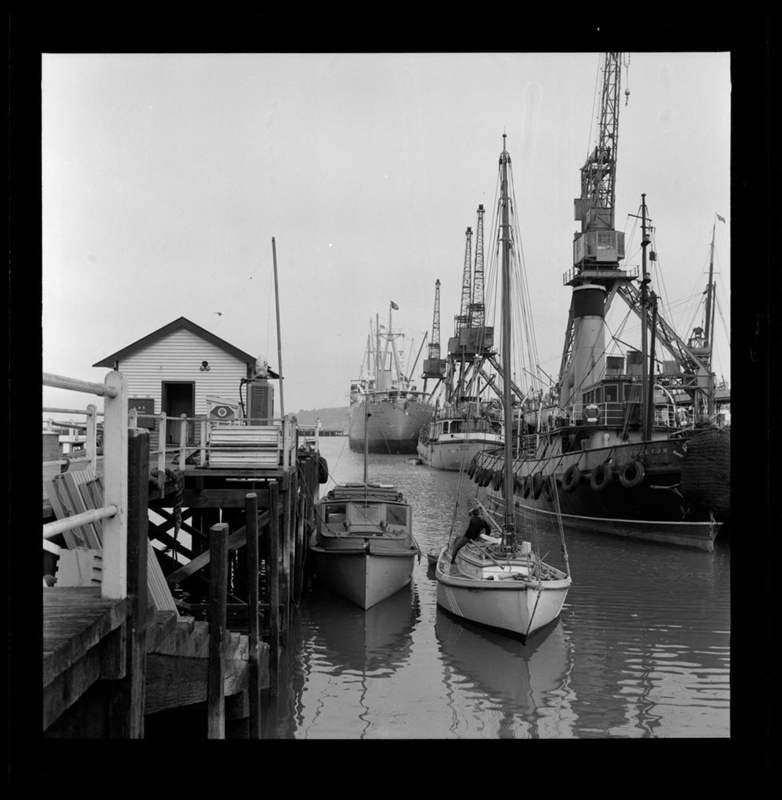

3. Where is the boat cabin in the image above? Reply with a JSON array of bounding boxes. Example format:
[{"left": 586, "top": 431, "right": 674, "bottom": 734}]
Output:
[
  {"left": 320, "top": 484, "right": 411, "bottom": 535},
  {"left": 321, "top": 500, "right": 410, "bottom": 534},
  {"left": 426, "top": 416, "right": 498, "bottom": 441}
]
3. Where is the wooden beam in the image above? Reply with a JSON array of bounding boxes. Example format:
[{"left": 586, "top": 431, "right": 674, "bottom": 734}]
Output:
[
  {"left": 268, "top": 481, "right": 280, "bottom": 697},
  {"left": 182, "top": 488, "right": 271, "bottom": 508},
  {"left": 207, "top": 522, "right": 228, "bottom": 739},
  {"left": 164, "top": 511, "right": 270, "bottom": 585},
  {"left": 245, "top": 492, "right": 262, "bottom": 739},
  {"left": 108, "top": 428, "right": 149, "bottom": 738}
]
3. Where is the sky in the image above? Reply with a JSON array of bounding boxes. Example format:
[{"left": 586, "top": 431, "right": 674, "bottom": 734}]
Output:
[{"left": 41, "top": 51, "right": 731, "bottom": 417}]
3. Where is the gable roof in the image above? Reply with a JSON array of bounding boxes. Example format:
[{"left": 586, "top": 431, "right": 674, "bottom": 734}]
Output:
[{"left": 92, "top": 316, "right": 258, "bottom": 368}]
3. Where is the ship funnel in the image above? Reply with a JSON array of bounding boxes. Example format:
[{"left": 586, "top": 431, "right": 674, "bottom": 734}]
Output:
[{"left": 561, "top": 285, "right": 607, "bottom": 411}]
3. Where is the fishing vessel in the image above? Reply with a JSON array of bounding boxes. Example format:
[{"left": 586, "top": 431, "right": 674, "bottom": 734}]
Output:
[
  {"left": 348, "top": 302, "right": 434, "bottom": 454},
  {"left": 416, "top": 213, "right": 504, "bottom": 471},
  {"left": 309, "top": 482, "right": 420, "bottom": 609},
  {"left": 468, "top": 53, "right": 730, "bottom": 553},
  {"left": 310, "top": 398, "right": 421, "bottom": 609},
  {"left": 436, "top": 135, "right": 572, "bottom": 642}
]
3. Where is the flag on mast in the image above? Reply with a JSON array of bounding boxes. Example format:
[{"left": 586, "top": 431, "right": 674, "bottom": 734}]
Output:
[
  {"left": 716, "top": 214, "right": 726, "bottom": 223},
  {"left": 390, "top": 301, "right": 399, "bottom": 310}
]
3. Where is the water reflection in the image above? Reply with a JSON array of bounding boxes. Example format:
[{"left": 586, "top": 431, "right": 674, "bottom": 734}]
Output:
[
  {"left": 435, "top": 609, "right": 575, "bottom": 738},
  {"left": 268, "top": 438, "right": 730, "bottom": 739},
  {"left": 304, "top": 580, "right": 420, "bottom": 675}
]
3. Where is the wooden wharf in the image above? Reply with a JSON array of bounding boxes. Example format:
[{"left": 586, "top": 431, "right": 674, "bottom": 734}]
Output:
[{"left": 42, "top": 370, "right": 322, "bottom": 739}]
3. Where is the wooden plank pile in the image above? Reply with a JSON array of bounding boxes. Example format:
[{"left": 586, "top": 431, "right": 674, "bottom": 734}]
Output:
[
  {"left": 44, "top": 469, "right": 178, "bottom": 613},
  {"left": 208, "top": 425, "right": 281, "bottom": 468}
]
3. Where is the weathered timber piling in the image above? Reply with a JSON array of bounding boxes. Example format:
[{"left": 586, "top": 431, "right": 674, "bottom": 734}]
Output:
[
  {"left": 207, "top": 522, "right": 228, "bottom": 739},
  {"left": 246, "top": 492, "right": 262, "bottom": 738}
]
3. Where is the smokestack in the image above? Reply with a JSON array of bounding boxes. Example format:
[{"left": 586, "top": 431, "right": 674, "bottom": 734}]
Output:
[{"left": 562, "top": 285, "right": 607, "bottom": 412}]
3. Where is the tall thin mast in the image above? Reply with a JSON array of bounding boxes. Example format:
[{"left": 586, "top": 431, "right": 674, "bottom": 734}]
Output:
[
  {"left": 363, "top": 391, "right": 369, "bottom": 486},
  {"left": 704, "top": 219, "right": 717, "bottom": 415},
  {"left": 499, "top": 135, "right": 515, "bottom": 549},
  {"left": 375, "top": 313, "right": 381, "bottom": 391},
  {"left": 639, "top": 197, "right": 651, "bottom": 440},
  {"left": 272, "top": 237, "right": 285, "bottom": 418}
]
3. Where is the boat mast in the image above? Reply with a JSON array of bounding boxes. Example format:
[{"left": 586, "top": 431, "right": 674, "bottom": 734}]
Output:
[
  {"left": 704, "top": 219, "right": 717, "bottom": 416},
  {"left": 639, "top": 196, "right": 651, "bottom": 439},
  {"left": 272, "top": 237, "right": 285, "bottom": 418},
  {"left": 375, "top": 313, "right": 382, "bottom": 392},
  {"left": 363, "top": 390, "right": 369, "bottom": 486},
  {"left": 499, "top": 135, "right": 515, "bottom": 551}
]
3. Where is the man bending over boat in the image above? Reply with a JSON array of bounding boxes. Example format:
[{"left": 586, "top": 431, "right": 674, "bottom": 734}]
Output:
[{"left": 451, "top": 508, "right": 493, "bottom": 563}]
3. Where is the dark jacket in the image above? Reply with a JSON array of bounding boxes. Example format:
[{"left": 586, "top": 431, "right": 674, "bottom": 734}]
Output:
[{"left": 465, "top": 514, "right": 491, "bottom": 541}]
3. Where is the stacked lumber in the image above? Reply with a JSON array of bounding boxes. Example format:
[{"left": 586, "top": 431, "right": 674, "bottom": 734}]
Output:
[
  {"left": 44, "top": 471, "right": 178, "bottom": 613},
  {"left": 208, "top": 426, "right": 281, "bottom": 468}
]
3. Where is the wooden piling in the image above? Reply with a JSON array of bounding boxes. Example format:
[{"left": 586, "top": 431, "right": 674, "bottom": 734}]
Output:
[
  {"left": 207, "top": 522, "right": 229, "bottom": 739},
  {"left": 280, "top": 477, "right": 291, "bottom": 638},
  {"left": 108, "top": 427, "right": 149, "bottom": 738},
  {"left": 268, "top": 481, "right": 280, "bottom": 696},
  {"left": 245, "top": 492, "right": 262, "bottom": 739}
]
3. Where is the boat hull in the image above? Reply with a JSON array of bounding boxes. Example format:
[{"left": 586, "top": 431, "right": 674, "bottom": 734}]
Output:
[
  {"left": 349, "top": 398, "right": 434, "bottom": 454},
  {"left": 311, "top": 546, "right": 417, "bottom": 610},
  {"left": 417, "top": 433, "right": 503, "bottom": 471},
  {"left": 435, "top": 547, "right": 570, "bottom": 640},
  {"left": 470, "top": 427, "right": 729, "bottom": 552}
]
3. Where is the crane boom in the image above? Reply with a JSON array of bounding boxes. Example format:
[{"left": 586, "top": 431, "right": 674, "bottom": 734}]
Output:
[
  {"left": 576, "top": 53, "right": 622, "bottom": 232},
  {"left": 422, "top": 279, "right": 446, "bottom": 380},
  {"left": 457, "top": 227, "right": 473, "bottom": 331},
  {"left": 470, "top": 204, "right": 486, "bottom": 328}
]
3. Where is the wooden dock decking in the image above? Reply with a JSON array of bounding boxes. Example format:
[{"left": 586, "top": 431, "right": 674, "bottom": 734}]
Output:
[
  {"left": 43, "top": 588, "right": 131, "bottom": 732},
  {"left": 42, "top": 371, "right": 320, "bottom": 738}
]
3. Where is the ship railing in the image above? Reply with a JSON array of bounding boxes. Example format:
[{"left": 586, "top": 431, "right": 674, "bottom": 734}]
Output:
[
  {"left": 42, "top": 371, "right": 129, "bottom": 599},
  {"left": 559, "top": 400, "right": 683, "bottom": 429}
]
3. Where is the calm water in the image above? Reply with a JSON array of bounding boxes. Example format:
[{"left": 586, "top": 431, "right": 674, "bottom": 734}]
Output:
[{"left": 266, "top": 435, "right": 730, "bottom": 739}]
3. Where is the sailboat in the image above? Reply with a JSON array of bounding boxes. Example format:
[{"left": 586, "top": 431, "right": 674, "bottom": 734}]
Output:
[
  {"left": 436, "top": 135, "right": 572, "bottom": 641},
  {"left": 416, "top": 214, "right": 505, "bottom": 472},
  {"left": 348, "top": 303, "right": 435, "bottom": 454},
  {"left": 468, "top": 53, "right": 730, "bottom": 552},
  {"left": 310, "top": 391, "right": 421, "bottom": 610}
]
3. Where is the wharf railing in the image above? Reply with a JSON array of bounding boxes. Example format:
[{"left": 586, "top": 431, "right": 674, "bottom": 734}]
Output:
[
  {"left": 43, "top": 405, "right": 103, "bottom": 471},
  {"left": 44, "top": 405, "right": 301, "bottom": 480},
  {"left": 42, "top": 371, "right": 128, "bottom": 600},
  {"left": 134, "top": 412, "right": 299, "bottom": 476}
]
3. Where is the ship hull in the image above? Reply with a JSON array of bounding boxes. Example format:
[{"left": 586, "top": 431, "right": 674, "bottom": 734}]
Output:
[
  {"left": 469, "top": 427, "right": 729, "bottom": 552},
  {"left": 310, "top": 548, "right": 417, "bottom": 610},
  {"left": 417, "top": 433, "right": 503, "bottom": 471},
  {"left": 435, "top": 546, "right": 570, "bottom": 640},
  {"left": 349, "top": 398, "right": 434, "bottom": 454}
]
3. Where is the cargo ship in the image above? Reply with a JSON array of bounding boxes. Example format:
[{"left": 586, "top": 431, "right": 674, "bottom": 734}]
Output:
[{"left": 348, "top": 303, "right": 434, "bottom": 455}]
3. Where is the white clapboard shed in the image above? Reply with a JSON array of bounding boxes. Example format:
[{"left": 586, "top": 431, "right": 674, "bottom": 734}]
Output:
[{"left": 92, "top": 317, "right": 279, "bottom": 454}]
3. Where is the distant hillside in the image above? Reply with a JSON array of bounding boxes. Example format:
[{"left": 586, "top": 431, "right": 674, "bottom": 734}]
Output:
[{"left": 294, "top": 407, "right": 350, "bottom": 430}]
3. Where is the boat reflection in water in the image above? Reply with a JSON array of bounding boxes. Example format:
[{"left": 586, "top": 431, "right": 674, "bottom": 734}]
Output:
[
  {"left": 304, "top": 580, "right": 420, "bottom": 676},
  {"left": 268, "top": 582, "right": 421, "bottom": 738},
  {"left": 435, "top": 606, "right": 575, "bottom": 739}
]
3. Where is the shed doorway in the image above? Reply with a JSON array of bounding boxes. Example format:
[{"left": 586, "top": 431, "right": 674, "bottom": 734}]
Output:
[{"left": 162, "top": 382, "right": 195, "bottom": 445}]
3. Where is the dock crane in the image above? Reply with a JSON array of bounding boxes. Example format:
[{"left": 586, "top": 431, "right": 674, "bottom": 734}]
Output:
[
  {"left": 558, "top": 52, "right": 717, "bottom": 421},
  {"left": 470, "top": 204, "right": 486, "bottom": 328},
  {"left": 421, "top": 279, "right": 447, "bottom": 396}
]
